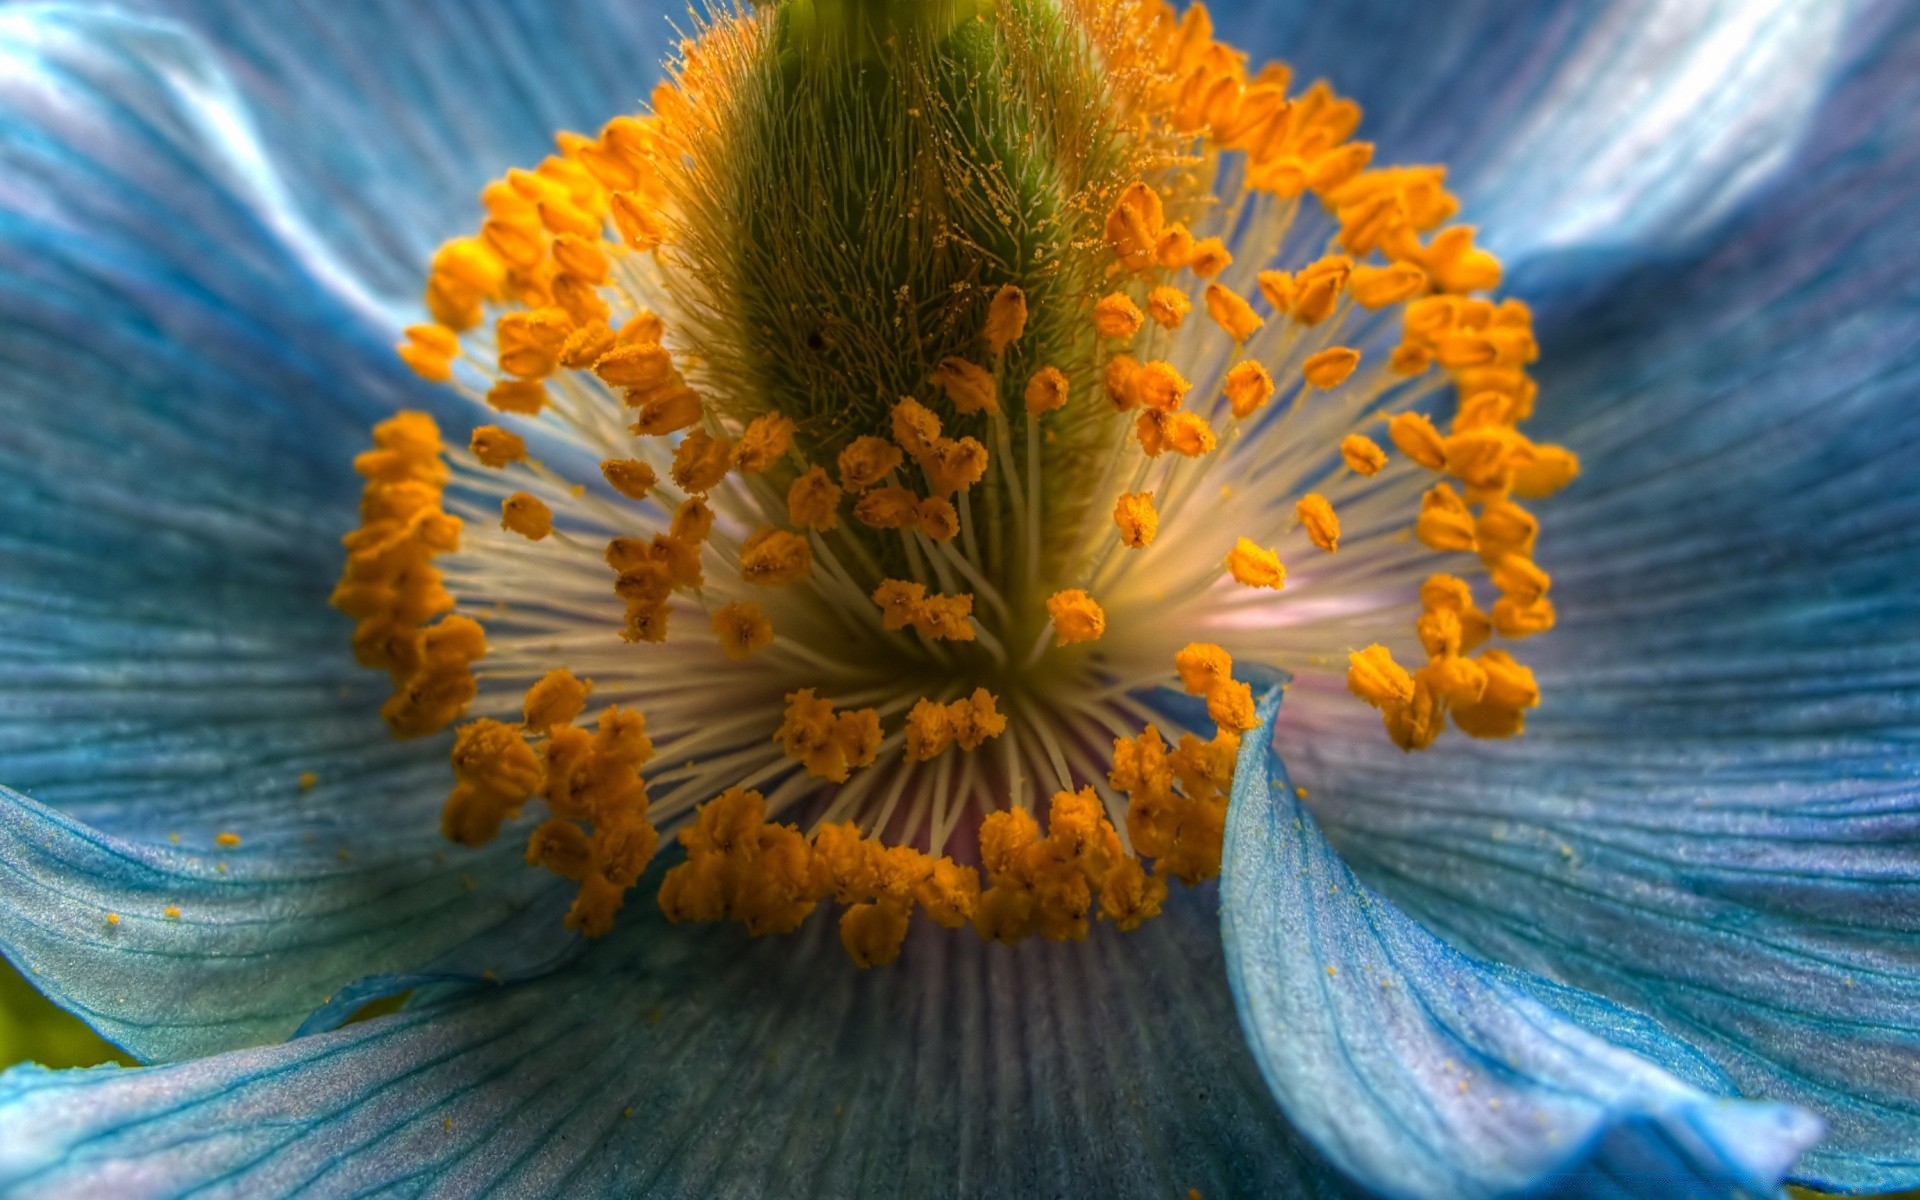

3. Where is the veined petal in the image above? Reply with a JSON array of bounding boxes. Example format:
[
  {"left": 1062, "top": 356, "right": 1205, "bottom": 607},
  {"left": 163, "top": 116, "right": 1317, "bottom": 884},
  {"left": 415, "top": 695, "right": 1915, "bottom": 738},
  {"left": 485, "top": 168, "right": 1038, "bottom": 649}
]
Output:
[
  {"left": 1209, "top": 0, "right": 1849, "bottom": 264},
  {"left": 1293, "top": 8, "right": 1920, "bottom": 1191},
  {"left": 86, "top": 0, "right": 675, "bottom": 294},
  {"left": 1224, "top": 691, "right": 1820, "bottom": 1199},
  {"left": 0, "top": 10, "right": 585, "bottom": 1061},
  {"left": 0, "top": 874, "right": 1357, "bottom": 1200},
  {"left": 0, "top": 787, "right": 578, "bottom": 1066}
]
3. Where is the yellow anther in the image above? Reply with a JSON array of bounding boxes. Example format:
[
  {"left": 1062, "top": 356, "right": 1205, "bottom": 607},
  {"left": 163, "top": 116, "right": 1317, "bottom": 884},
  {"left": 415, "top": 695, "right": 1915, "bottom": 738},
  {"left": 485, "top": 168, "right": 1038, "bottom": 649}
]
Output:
[
  {"left": 905, "top": 698, "right": 954, "bottom": 761},
  {"left": 1145, "top": 285, "right": 1192, "bottom": 329},
  {"left": 630, "top": 387, "right": 704, "bottom": 437},
  {"left": 1113, "top": 490, "right": 1159, "bottom": 548},
  {"left": 496, "top": 309, "right": 573, "bottom": 379},
  {"left": 620, "top": 601, "right": 670, "bottom": 644},
  {"left": 1389, "top": 343, "right": 1434, "bottom": 376},
  {"left": 870, "top": 579, "right": 927, "bottom": 631},
  {"left": 1348, "top": 645, "right": 1415, "bottom": 708},
  {"left": 1134, "top": 361, "right": 1191, "bottom": 412},
  {"left": 890, "top": 397, "right": 943, "bottom": 456},
  {"left": 1100, "top": 857, "right": 1168, "bottom": 931},
  {"left": 215, "top": 832, "right": 242, "bottom": 849},
  {"left": 1476, "top": 499, "right": 1538, "bottom": 561},
  {"left": 917, "top": 496, "right": 960, "bottom": 542},
  {"left": 1417, "top": 606, "right": 1465, "bottom": 658},
  {"left": 1187, "top": 236, "right": 1232, "bottom": 277},
  {"left": 600, "top": 458, "right": 657, "bottom": 500},
  {"left": 1415, "top": 483, "right": 1477, "bottom": 553},
  {"left": 524, "top": 668, "right": 590, "bottom": 733},
  {"left": 1422, "top": 225, "right": 1503, "bottom": 294},
  {"left": 916, "top": 858, "right": 982, "bottom": 930},
  {"left": 594, "top": 342, "right": 674, "bottom": 390},
  {"left": 670, "top": 429, "right": 733, "bottom": 495},
  {"left": 424, "top": 238, "right": 504, "bottom": 330},
  {"left": 1427, "top": 653, "right": 1488, "bottom": 705},
  {"left": 1175, "top": 643, "right": 1234, "bottom": 696},
  {"left": 1024, "top": 366, "right": 1070, "bottom": 415},
  {"left": 1290, "top": 255, "right": 1352, "bottom": 326},
  {"left": 1382, "top": 671, "right": 1444, "bottom": 752},
  {"left": 712, "top": 601, "right": 774, "bottom": 660},
  {"left": 854, "top": 486, "right": 921, "bottom": 530},
  {"left": 1155, "top": 222, "right": 1196, "bottom": 270},
  {"left": 298, "top": 772, "right": 318, "bottom": 789},
  {"left": 487, "top": 379, "right": 549, "bottom": 416},
  {"left": 451, "top": 717, "right": 542, "bottom": 802},
  {"left": 617, "top": 311, "right": 665, "bottom": 347},
  {"left": 1511, "top": 443, "right": 1580, "bottom": 499},
  {"left": 1341, "top": 433, "right": 1388, "bottom": 477},
  {"left": 397, "top": 324, "right": 459, "bottom": 383},
  {"left": 1303, "top": 346, "right": 1361, "bottom": 390},
  {"left": 609, "top": 190, "right": 666, "bottom": 251},
  {"left": 1492, "top": 595, "right": 1556, "bottom": 639},
  {"left": 164, "top": 906, "right": 182, "bottom": 920},
  {"left": 1137, "top": 409, "right": 1217, "bottom": 458},
  {"left": 558, "top": 321, "right": 618, "bottom": 370},
  {"left": 1204, "top": 283, "right": 1263, "bottom": 342},
  {"left": 1227, "top": 537, "right": 1285, "bottom": 590},
  {"left": 919, "top": 436, "right": 989, "bottom": 496},
  {"left": 1491, "top": 555, "right": 1550, "bottom": 605},
  {"left": 949, "top": 687, "right": 1009, "bottom": 751},
  {"left": 1093, "top": 292, "right": 1146, "bottom": 341},
  {"left": 1256, "top": 269, "right": 1294, "bottom": 313},
  {"left": 725, "top": 524, "right": 808, "bottom": 586},
  {"left": 1349, "top": 262, "right": 1427, "bottom": 308},
  {"left": 526, "top": 818, "right": 593, "bottom": 881},
  {"left": 931, "top": 357, "right": 999, "bottom": 415},
  {"left": 670, "top": 497, "right": 714, "bottom": 544},
  {"left": 1207, "top": 680, "right": 1257, "bottom": 734},
  {"left": 735, "top": 414, "right": 795, "bottom": 474},
  {"left": 913, "top": 592, "right": 976, "bottom": 641},
  {"left": 787, "top": 466, "right": 842, "bottom": 531},
  {"left": 469, "top": 425, "right": 527, "bottom": 469},
  {"left": 1296, "top": 493, "right": 1340, "bottom": 552},
  {"left": 550, "top": 233, "right": 610, "bottom": 283},
  {"left": 1103, "top": 354, "right": 1142, "bottom": 411},
  {"left": 983, "top": 284, "right": 1029, "bottom": 355},
  {"left": 837, "top": 436, "right": 903, "bottom": 491},
  {"left": 1104, "top": 181, "right": 1165, "bottom": 271},
  {"left": 1046, "top": 589, "right": 1107, "bottom": 645},
  {"left": 776, "top": 689, "right": 881, "bottom": 783},
  {"left": 501, "top": 493, "right": 553, "bottom": 540},
  {"left": 1388, "top": 411, "right": 1447, "bottom": 471},
  {"left": 1444, "top": 425, "right": 1521, "bottom": 491},
  {"left": 105, "top": 913, "right": 120, "bottom": 927},
  {"left": 1224, "top": 360, "right": 1274, "bottom": 419},
  {"left": 840, "top": 901, "right": 912, "bottom": 969}
]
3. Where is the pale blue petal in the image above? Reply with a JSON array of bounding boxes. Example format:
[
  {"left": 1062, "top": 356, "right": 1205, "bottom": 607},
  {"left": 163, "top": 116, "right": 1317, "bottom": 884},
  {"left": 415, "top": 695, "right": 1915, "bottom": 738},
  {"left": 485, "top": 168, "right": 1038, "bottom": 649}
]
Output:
[
  {"left": 73, "top": 0, "right": 676, "bottom": 295},
  {"left": 1224, "top": 691, "right": 1821, "bottom": 1199},
  {"left": 1208, "top": 0, "right": 1852, "bottom": 264},
  {"left": 0, "top": 8, "right": 582, "bottom": 1061},
  {"left": 1295, "top": 6, "right": 1920, "bottom": 1190},
  {"left": 0, "top": 875, "right": 1359, "bottom": 1200}
]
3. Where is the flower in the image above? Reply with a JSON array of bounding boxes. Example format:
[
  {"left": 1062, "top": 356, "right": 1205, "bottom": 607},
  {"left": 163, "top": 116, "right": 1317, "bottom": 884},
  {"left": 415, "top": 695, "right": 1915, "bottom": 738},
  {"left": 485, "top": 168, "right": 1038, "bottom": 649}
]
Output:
[{"left": 0, "top": 0, "right": 1915, "bottom": 1197}]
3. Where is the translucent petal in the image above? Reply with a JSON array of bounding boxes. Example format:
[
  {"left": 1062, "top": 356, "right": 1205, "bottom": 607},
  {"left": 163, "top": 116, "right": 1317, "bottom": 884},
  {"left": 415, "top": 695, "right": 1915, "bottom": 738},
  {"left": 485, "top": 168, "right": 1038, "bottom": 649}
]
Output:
[
  {"left": 0, "top": 879, "right": 1358, "bottom": 1200},
  {"left": 1225, "top": 691, "right": 1821, "bottom": 1199}
]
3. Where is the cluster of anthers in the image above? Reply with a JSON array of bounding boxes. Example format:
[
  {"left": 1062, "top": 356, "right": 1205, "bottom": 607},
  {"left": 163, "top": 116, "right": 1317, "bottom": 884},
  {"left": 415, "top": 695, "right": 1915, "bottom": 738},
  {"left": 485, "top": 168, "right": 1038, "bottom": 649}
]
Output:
[{"left": 336, "top": 0, "right": 1576, "bottom": 965}]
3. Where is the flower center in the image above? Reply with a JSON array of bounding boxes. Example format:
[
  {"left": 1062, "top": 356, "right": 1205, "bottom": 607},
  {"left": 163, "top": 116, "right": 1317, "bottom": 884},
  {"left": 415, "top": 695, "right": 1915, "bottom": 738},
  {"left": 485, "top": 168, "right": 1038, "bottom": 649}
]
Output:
[{"left": 339, "top": 0, "right": 1576, "bottom": 966}]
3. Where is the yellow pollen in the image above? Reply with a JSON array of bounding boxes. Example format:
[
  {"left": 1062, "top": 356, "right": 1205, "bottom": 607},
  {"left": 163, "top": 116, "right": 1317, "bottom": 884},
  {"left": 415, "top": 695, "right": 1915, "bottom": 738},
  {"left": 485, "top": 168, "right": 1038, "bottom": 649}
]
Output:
[
  {"left": 1340, "top": 433, "right": 1388, "bottom": 476},
  {"left": 1145, "top": 285, "right": 1192, "bottom": 329},
  {"left": 105, "top": 913, "right": 120, "bottom": 927},
  {"left": 469, "top": 425, "right": 527, "bottom": 469},
  {"left": 524, "top": 668, "right": 591, "bottom": 733},
  {"left": 890, "top": 396, "right": 942, "bottom": 455},
  {"left": 487, "top": 379, "right": 548, "bottom": 416},
  {"left": 787, "top": 466, "right": 843, "bottom": 531},
  {"left": 1226, "top": 538, "right": 1286, "bottom": 590},
  {"left": 501, "top": 493, "right": 553, "bottom": 540},
  {"left": 1092, "top": 291, "right": 1146, "bottom": 341},
  {"left": 397, "top": 324, "right": 459, "bottom": 383},
  {"left": 164, "top": 906, "right": 181, "bottom": 920},
  {"left": 1133, "top": 360, "right": 1191, "bottom": 412},
  {"left": 983, "top": 284, "right": 1029, "bottom": 355},
  {"left": 738, "top": 529, "right": 813, "bottom": 586},
  {"left": 1203, "top": 282, "right": 1263, "bottom": 342},
  {"left": 837, "top": 436, "right": 902, "bottom": 492},
  {"left": 1113, "top": 490, "right": 1159, "bottom": 548},
  {"left": 1224, "top": 360, "right": 1274, "bottom": 419},
  {"left": 712, "top": 602, "right": 775, "bottom": 659},
  {"left": 734, "top": 414, "right": 795, "bottom": 474},
  {"left": 1046, "top": 590, "right": 1107, "bottom": 645},
  {"left": 776, "top": 690, "right": 882, "bottom": 783},
  {"left": 1296, "top": 493, "right": 1340, "bottom": 552},
  {"left": 670, "top": 429, "right": 733, "bottom": 494},
  {"left": 298, "top": 772, "right": 318, "bottom": 790},
  {"left": 1303, "top": 346, "right": 1361, "bottom": 389},
  {"left": 1024, "top": 366, "right": 1070, "bottom": 415},
  {"left": 930, "top": 357, "right": 999, "bottom": 415},
  {"left": 214, "top": 832, "right": 242, "bottom": 849},
  {"left": 1389, "top": 411, "right": 1448, "bottom": 471},
  {"left": 1347, "top": 645, "right": 1415, "bottom": 708},
  {"left": 1186, "top": 236, "right": 1232, "bottom": 277}
]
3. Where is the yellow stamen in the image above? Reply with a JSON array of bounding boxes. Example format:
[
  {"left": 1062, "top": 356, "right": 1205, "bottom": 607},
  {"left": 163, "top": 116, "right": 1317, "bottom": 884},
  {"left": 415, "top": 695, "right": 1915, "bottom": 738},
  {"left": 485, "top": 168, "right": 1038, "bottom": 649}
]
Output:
[
  {"left": 1113, "top": 490, "right": 1159, "bottom": 548},
  {"left": 1296, "top": 493, "right": 1340, "bottom": 552},
  {"left": 713, "top": 602, "right": 775, "bottom": 660},
  {"left": 1224, "top": 360, "right": 1274, "bottom": 418},
  {"left": 1226, "top": 538, "right": 1285, "bottom": 590},
  {"left": 1046, "top": 589, "right": 1107, "bottom": 645},
  {"left": 1203, "top": 282, "right": 1263, "bottom": 342},
  {"left": 501, "top": 493, "right": 553, "bottom": 540},
  {"left": 983, "top": 284, "right": 1029, "bottom": 355},
  {"left": 1340, "top": 433, "right": 1388, "bottom": 475},
  {"left": 1303, "top": 346, "right": 1361, "bottom": 389},
  {"left": 1093, "top": 292, "right": 1146, "bottom": 341}
]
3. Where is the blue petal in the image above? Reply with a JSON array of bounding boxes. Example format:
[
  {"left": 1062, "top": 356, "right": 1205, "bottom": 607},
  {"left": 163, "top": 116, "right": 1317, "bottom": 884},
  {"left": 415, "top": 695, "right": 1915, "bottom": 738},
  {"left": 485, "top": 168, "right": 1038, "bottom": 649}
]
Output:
[
  {"left": 1207, "top": 0, "right": 1850, "bottom": 264},
  {"left": 1223, "top": 691, "right": 1821, "bottom": 1199},
  {"left": 78, "top": 0, "right": 676, "bottom": 293},
  {"left": 0, "top": 9, "right": 587, "bottom": 1061},
  {"left": 1294, "top": 7, "right": 1920, "bottom": 1190},
  {"left": 0, "top": 787, "right": 579, "bottom": 1067},
  {"left": 0, "top": 874, "right": 1360, "bottom": 1200}
]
